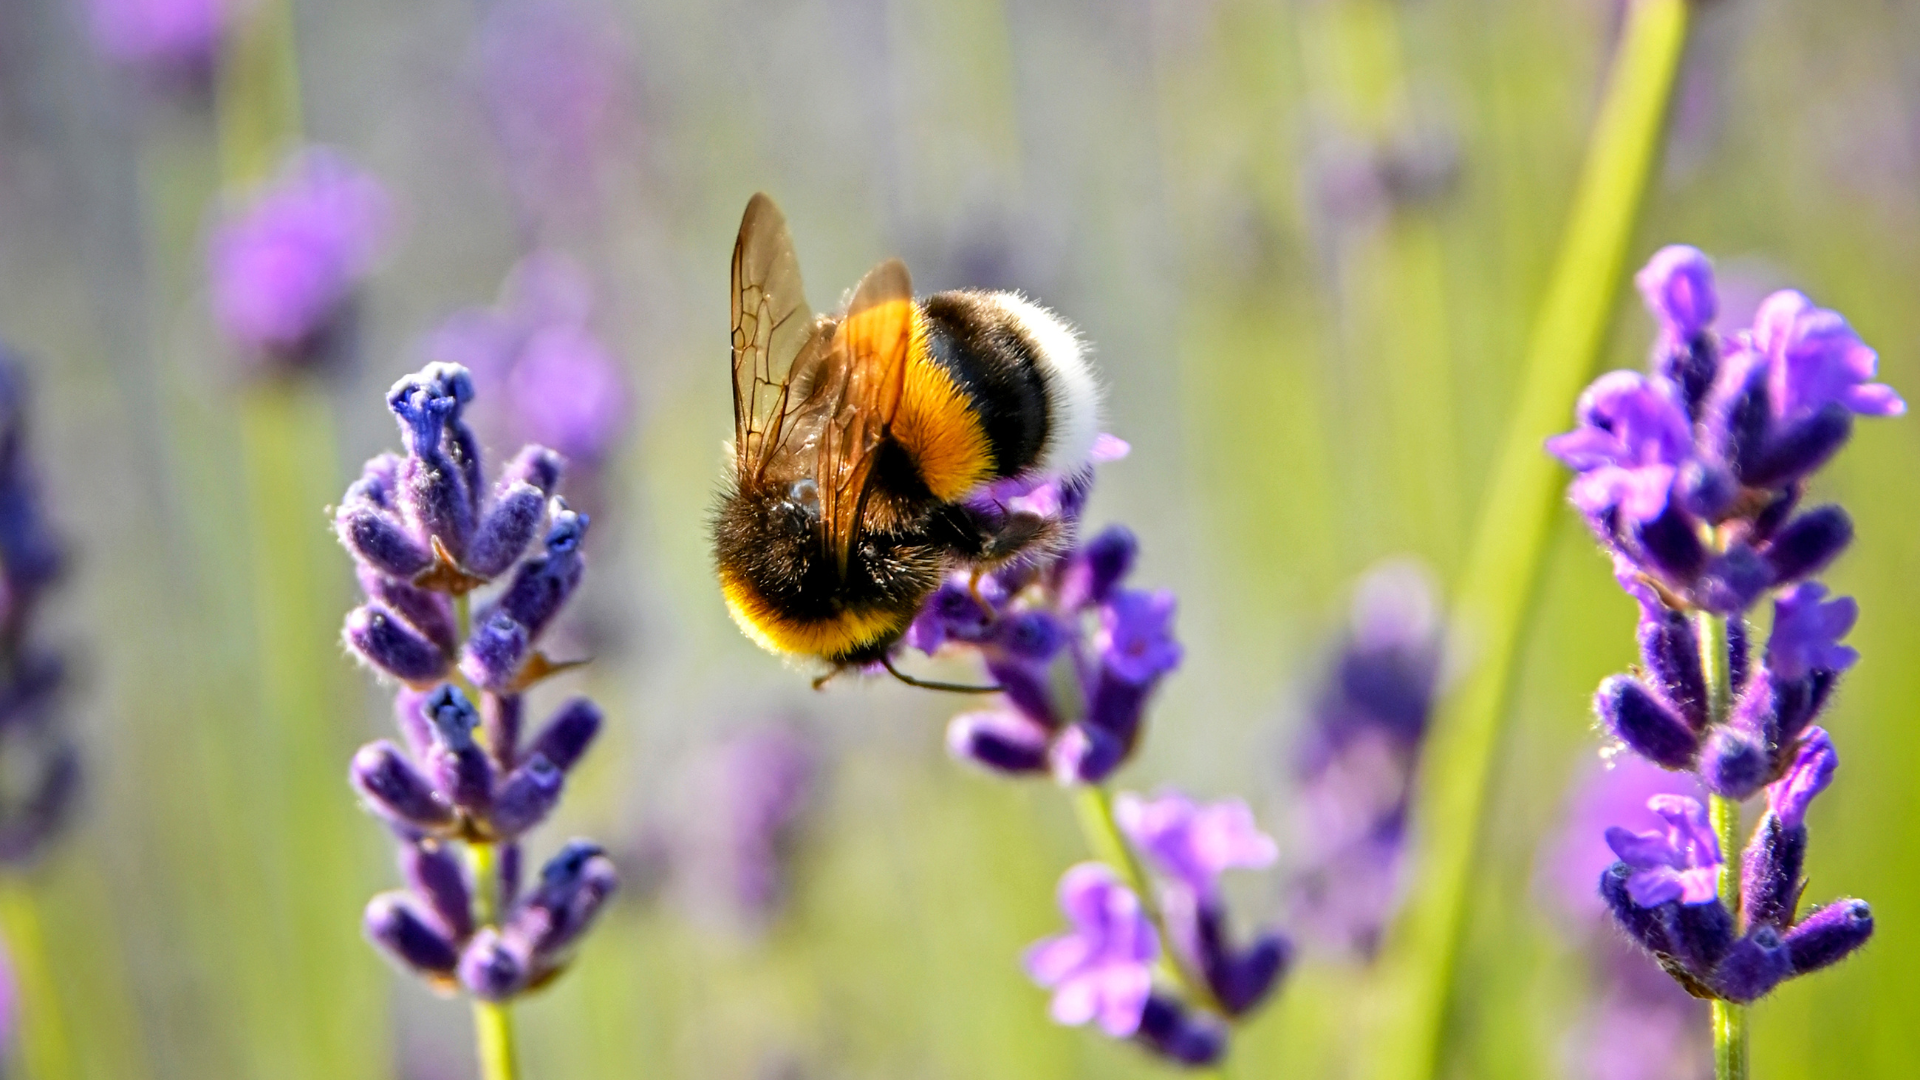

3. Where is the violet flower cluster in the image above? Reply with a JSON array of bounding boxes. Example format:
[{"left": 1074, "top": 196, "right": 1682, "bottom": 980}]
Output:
[
  {"left": 0, "top": 353, "right": 77, "bottom": 865},
  {"left": 208, "top": 149, "right": 392, "bottom": 375},
  {"left": 906, "top": 449, "right": 1289, "bottom": 1067},
  {"left": 429, "top": 253, "right": 632, "bottom": 491},
  {"left": 1548, "top": 246, "right": 1894, "bottom": 1004},
  {"left": 1287, "top": 559, "right": 1444, "bottom": 959},
  {"left": 85, "top": 0, "right": 228, "bottom": 80},
  {"left": 337, "top": 362, "right": 616, "bottom": 1001}
]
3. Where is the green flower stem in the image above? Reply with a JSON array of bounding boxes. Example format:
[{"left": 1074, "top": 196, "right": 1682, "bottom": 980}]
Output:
[
  {"left": 1697, "top": 610, "right": 1749, "bottom": 1080},
  {"left": 1070, "top": 785, "right": 1225, "bottom": 1021},
  {"left": 0, "top": 882, "right": 73, "bottom": 1080},
  {"left": 468, "top": 841, "right": 520, "bottom": 1080},
  {"left": 1370, "top": 3, "right": 1693, "bottom": 1078}
]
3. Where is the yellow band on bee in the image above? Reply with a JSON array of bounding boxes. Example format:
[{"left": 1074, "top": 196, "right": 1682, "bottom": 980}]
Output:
[
  {"left": 720, "top": 569, "right": 908, "bottom": 659},
  {"left": 895, "top": 315, "right": 994, "bottom": 501}
]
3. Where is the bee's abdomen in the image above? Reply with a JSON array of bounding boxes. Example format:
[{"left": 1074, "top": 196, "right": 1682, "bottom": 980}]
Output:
[{"left": 894, "top": 291, "right": 1100, "bottom": 502}]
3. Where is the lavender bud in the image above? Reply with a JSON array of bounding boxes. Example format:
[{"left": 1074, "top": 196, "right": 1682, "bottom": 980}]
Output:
[
  {"left": 1746, "top": 404, "right": 1852, "bottom": 489},
  {"left": 1632, "top": 503, "right": 1706, "bottom": 583},
  {"left": 1728, "top": 617, "right": 1752, "bottom": 696},
  {"left": 947, "top": 710, "right": 1051, "bottom": 775},
  {"left": 1741, "top": 813, "right": 1806, "bottom": 930},
  {"left": 388, "top": 367, "right": 480, "bottom": 560},
  {"left": 1601, "top": 864, "right": 1673, "bottom": 957},
  {"left": 335, "top": 504, "right": 431, "bottom": 580},
  {"left": 356, "top": 566, "right": 458, "bottom": 656},
  {"left": 1595, "top": 676, "right": 1700, "bottom": 769},
  {"left": 458, "top": 928, "right": 527, "bottom": 1001},
  {"left": 460, "top": 613, "right": 531, "bottom": 693},
  {"left": 465, "top": 482, "right": 548, "bottom": 580},
  {"left": 1701, "top": 725, "right": 1771, "bottom": 800},
  {"left": 482, "top": 693, "right": 524, "bottom": 771},
  {"left": 1711, "top": 927, "right": 1792, "bottom": 1003},
  {"left": 492, "top": 503, "right": 587, "bottom": 637},
  {"left": 1676, "top": 458, "right": 1736, "bottom": 522},
  {"left": 490, "top": 755, "right": 564, "bottom": 837},
  {"left": 1764, "top": 507, "right": 1853, "bottom": 586},
  {"left": 1662, "top": 897, "right": 1735, "bottom": 977},
  {"left": 365, "top": 893, "right": 460, "bottom": 976},
  {"left": 1718, "top": 365, "right": 1773, "bottom": 485},
  {"left": 344, "top": 604, "right": 451, "bottom": 685},
  {"left": 1050, "top": 722, "right": 1128, "bottom": 785},
  {"left": 995, "top": 611, "right": 1065, "bottom": 661},
  {"left": 1135, "top": 995, "right": 1227, "bottom": 1068},
  {"left": 1193, "top": 904, "right": 1290, "bottom": 1017},
  {"left": 985, "top": 657, "right": 1059, "bottom": 728},
  {"left": 496, "top": 445, "right": 564, "bottom": 497},
  {"left": 1695, "top": 545, "right": 1772, "bottom": 616},
  {"left": 424, "top": 685, "right": 493, "bottom": 813},
  {"left": 1750, "top": 487, "right": 1800, "bottom": 543},
  {"left": 525, "top": 698, "right": 601, "bottom": 774},
  {"left": 499, "top": 842, "right": 523, "bottom": 910},
  {"left": 504, "top": 842, "right": 619, "bottom": 964},
  {"left": 1637, "top": 608, "right": 1706, "bottom": 729},
  {"left": 401, "top": 840, "right": 474, "bottom": 941},
  {"left": 1783, "top": 899, "right": 1873, "bottom": 975},
  {"left": 350, "top": 742, "right": 454, "bottom": 830},
  {"left": 1058, "top": 525, "right": 1138, "bottom": 611}
]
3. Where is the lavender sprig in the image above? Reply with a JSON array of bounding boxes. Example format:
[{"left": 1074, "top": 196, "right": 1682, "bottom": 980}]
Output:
[
  {"left": 903, "top": 445, "right": 1290, "bottom": 1069},
  {"left": 339, "top": 362, "right": 617, "bottom": 1080},
  {"left": 1550, "top": 247, "right": 1897, "bottom": 1078}
]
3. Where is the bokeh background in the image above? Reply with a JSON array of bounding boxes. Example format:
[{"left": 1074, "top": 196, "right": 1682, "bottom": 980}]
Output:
[{"left": 0, "top": 0, "right": 1916, "bottom": 1076}]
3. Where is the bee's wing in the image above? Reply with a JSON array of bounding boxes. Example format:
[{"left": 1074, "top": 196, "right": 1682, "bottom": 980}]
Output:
[
  {"left": 814, "top": 258, "right": 914, "bottom": 579},
  {"left": 731, "top": 193, "right": 831, "bottom": 480}
]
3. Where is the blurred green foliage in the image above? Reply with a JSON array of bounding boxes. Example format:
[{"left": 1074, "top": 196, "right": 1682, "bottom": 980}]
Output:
[{"left": 0, "top": 0, "right": 1916, "bottom": 1077}]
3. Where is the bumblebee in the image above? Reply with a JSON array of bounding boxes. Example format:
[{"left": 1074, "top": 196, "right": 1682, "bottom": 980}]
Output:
[{"left": 712, "top": 193, "right": 1101, "bottom": 676}]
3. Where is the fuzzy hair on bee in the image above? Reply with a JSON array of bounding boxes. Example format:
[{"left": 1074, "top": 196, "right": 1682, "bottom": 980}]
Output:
[{"left": 711, "top": 193, "right": 1101, "bottom": 671}]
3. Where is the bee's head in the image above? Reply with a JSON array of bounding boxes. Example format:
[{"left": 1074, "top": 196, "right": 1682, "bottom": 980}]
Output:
[{"left": 713, "top": 475, "right": 920, "bottom": 661}]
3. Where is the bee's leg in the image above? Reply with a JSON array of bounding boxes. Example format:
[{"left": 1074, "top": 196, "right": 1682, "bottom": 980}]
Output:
[{"left": 973, "top": 510, "right": 1061, "bottom": 567}]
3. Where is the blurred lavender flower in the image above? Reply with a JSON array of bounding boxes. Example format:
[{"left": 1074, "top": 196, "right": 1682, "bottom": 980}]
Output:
[
  {"left": 1543, "top": 759, "right": 1709, "bottom": 1080},
  {"left": 1025, "top": 863, "right": 1158, "bottom": 1037},
  {"left": 1549, "top": 246, "right": 1889, "bottom": 1009},
  {"left": 339, "top": 362, "right": 617, "bottom": 1010},
  {"left": 85, "top": 0, "right": 227, "bottom": 79},
  {"left": 474, "top": 0, "right": 633, "bottom": 229},
  {"left": 0, "top": 352, "right": 77, "bottom": 866},
  {"left": 208, "top": 148, "right": 393, "bottom": 374},
  {"left": 1287, "top": 559, "right": 1443, "bottom": 958},
  {"left": 667, "top": 726, "right": 817, "bottom": 929},
  {"left": 430, "top": 253, "right": 632, "bottom": 485}
]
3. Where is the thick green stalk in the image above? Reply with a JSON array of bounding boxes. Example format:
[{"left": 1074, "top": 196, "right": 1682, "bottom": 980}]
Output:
[
  {"left": 0, "top": 883, "right": 73, "bottom": 1080},
  {"left": 1369, "top": 3, "right": 1692, "bottom": 1078},
  {"left": 1697, "top": 611, "right": 1748, "bottom": 1080}
]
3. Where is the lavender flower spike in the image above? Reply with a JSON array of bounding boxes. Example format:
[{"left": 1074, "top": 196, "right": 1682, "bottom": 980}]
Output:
[
  {"left": 1024, "top": 863, "right": 1157, "bottom": 1037},
  {"left": 1114, "top": 792, "right": 1276, "bottom": 903}
]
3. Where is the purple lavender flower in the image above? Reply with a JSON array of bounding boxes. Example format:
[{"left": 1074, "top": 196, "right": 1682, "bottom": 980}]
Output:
[
  {"left": 340, "top": 363, "right": 617, "bottom": 1014},
  {"left": 910, "top": 442, "right": 1181, "bottom": 785},
  {"left": 1604, "top": 795, "right": 1721, "bottom": 907},
  {"left": 85, "top": 0, "right": 227, "bottom": 76},
  {"left": 1288, "top": 559, "right": 1443, "bottom": 957},
  {"left": 1116, "top": 792, "right": 1290, "bottom": 1018},
  {"left": 1554, "top": 246, "right": 1890, "bottom": 1009},
  {"left": 1024, "top": 863, "right": 1157, "bottom": 1037},
  {"left": 665, "top": 727, "right": 818, "bottom": 929},
  {"left": 0, "top": 354, "right": 77, "bottom": 867},
  {"left": 208, "top": 149, "right": 392, "bottom": 373},
  {"left": 473, "top": 0, "right": 633, "bottom": 226},
  {"left": 430, "top": 253, "right": 632, "bottom": 477}
]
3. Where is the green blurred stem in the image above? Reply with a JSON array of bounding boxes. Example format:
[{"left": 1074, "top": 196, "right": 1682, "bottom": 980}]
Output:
[
  {"left": 0, "top": 882, "right": 74, "bottom": 1080},
  {"left": 1375, "top": 2, "right": 1692, "bottom": 1078},
  {"left": 468, "top": 841, "right": 520, "bottom": 1080},
  {"left": 1697, "top": 610, "right": 1748, "bottom": 1080},
  {"left": 214, "top": 0, "right": 303, "bottom": 185}
]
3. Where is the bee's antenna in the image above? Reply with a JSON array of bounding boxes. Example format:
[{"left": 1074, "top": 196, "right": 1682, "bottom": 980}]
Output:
[{"left": 877, "top": 653, "right": 1003, "bottom": 695}]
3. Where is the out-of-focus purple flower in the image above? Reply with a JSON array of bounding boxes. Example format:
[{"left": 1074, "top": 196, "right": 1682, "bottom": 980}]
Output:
[
  {"left": 1115, "top": 792, "right": 1276, "bottom": 903},
  {"left": 1094, "top": 591, "right": 1182, "bottom": 685},
  {"left": 1289, "top": 559, "right": 1442, "bottom": 957},
  {"left": 1636, "top": 245, "right": 1718, "bottom": 340},
  {"left": 668, "top": 727, "right": 817, "bottom": 927},
  {"left": 1764, "top": 584, "right": 1858, "bottom": 681},
  {"left": 474, "top": 0, "right": 633, "bottom": 224},
  {"left": 1024, "top": 863, "right": 1157, "bottom": 1037},
  {"left": 431, "top": 253, "right": 632, "bottom": 472},
  {"left": 1748, "top": 290, "right": 1906, "bottom": 422},
  {"left": 86, "top": 0, "right": 227, "bottom": 75},
  {"left": 1605, "top": 795, "right": 1721, "bottom": 908},
  {"left": 208, "top": 149, "right": 392, "bottom": 372}
]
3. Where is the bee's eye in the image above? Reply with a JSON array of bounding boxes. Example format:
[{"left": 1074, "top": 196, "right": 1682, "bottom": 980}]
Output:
[{"left": 789, "top": 479, "right": 820, "bottom": 508}]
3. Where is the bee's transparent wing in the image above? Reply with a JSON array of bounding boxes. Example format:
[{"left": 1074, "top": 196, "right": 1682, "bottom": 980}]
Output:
[
  {"left": 731, "top": 193, "right": 830, "bottom": 480},
  {"left": 813, "top": 259, "right": 914, "bottom": 578}
]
